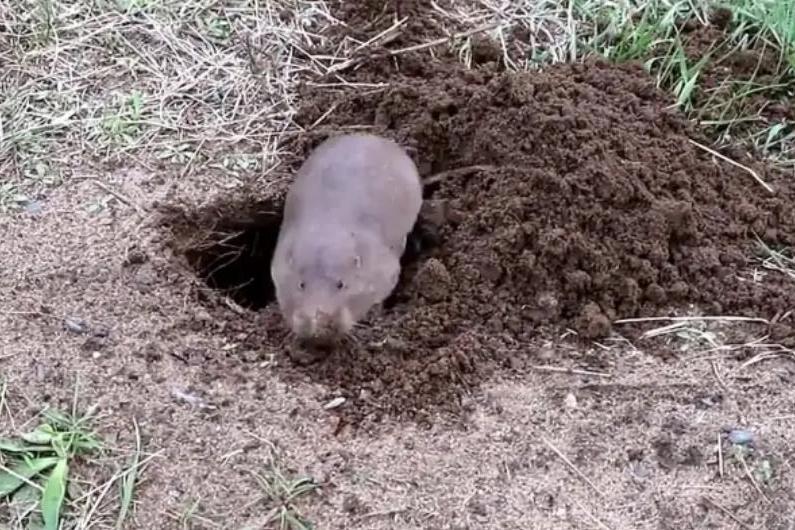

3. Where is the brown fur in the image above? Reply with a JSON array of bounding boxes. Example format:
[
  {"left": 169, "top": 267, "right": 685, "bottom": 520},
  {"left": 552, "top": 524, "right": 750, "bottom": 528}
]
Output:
[{"left": 270, "top": 133, "right": 423, "bottom": 343}]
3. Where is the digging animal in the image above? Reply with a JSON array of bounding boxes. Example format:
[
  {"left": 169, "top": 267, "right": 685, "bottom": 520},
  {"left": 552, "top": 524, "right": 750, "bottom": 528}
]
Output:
[{"left": 270, "top": 133, "right": 423, "bottom": 344}]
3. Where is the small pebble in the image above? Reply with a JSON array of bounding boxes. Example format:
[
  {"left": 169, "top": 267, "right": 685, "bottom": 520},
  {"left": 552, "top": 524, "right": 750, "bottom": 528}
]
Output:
[
  {"left": 171, "top": 387, "right": 215, "bottom": 410},
  {"left": 64, "top": 318, "right": 89, "bottom": 334},
  {"left": 324, "top": 397, "right": 346, "bottom": 410},
  {"left": 23, "top": 200, "right": 43, "bottom": 215},
  {"left": 727, "top": 429, "right": 754, "bottom": 445}
]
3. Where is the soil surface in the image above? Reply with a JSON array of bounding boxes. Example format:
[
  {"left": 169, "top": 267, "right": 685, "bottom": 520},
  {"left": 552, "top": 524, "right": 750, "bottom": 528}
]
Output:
[
  {"left": 4, "top": 2, "right": 795, "bottom": 528},
  {"left": 163, "top": 1, "right": 795, "bottom": 428}
]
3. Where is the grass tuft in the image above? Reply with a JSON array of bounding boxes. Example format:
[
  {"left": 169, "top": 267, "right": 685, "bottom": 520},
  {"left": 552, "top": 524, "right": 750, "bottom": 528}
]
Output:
[
  {"left": 754, "top": 236, "right": 795, "bottom": 281},
  {"left": 253, "top": 456, "right": 319, "bottom": 530},
  {"left": 0, "top": 405, "right": 102, "bottom": 529}
]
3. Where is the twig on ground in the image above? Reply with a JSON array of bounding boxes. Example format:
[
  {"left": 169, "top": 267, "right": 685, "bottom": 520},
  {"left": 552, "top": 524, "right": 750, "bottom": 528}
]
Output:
[
  {"left": 688, "top": 139, "right": 774, "bottom": 194},
  {"left": 701, "top": 497, "right": 753, "bottom": 529},
  {"left": 352, "top": 16, "right": 408, "bottom": 54},
  {"left": 531, "top": 365, "right": 611, "bottom": 378},
  {"left": 423, "top": 165, "right": 497, "bottom": 186},
  {"left": 307, "top": 103, "right": 340, "bottom": 130},
  {"left": 0, "top": 463, "right": 45, "bottom": 492},
  {"left": 710, "top": 360, "right": 728, "bottom": 391},
  {"left": 739, "top": 456, "right": 772, "bottom": 505},
  {"left": 353, "top": 507, "right": 410, "bottom": 523},
  {"left": 179, "top": 139, "right": 207, "bottom": 179},
  {"left": 541, "top": 436, "right": 603, "bottom": 497},
  {"left": 615, "top": 316, "right": 769, "bottom": 324},
  {"left": 733, "top": 347, "right": 795, "bottom": 374},
  {"left": 326, "top": 17, "right": 408, "bottom": 73},
  {"left": 388, "top": 23, "right": 500, "bottom": 56},
  {"left": 90, "top": 179, "right": 148, "bottom": 216},
  {"left": 572, "top": 497, "right": 613, "bottom": 530}
]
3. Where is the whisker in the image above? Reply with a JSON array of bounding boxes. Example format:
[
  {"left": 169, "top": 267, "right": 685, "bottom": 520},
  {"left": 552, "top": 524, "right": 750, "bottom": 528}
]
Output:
[{"left": 341, "top": 333, "right": 360, "bottom": 348}]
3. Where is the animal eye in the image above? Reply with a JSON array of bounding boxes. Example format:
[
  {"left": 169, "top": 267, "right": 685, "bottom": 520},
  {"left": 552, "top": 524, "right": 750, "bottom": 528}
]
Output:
[
  {"left": 336, "top": 280, "right": 345, "bottom": 290},
  {"left": 298, "top": 281, "right": 305, "bottom": 290}
]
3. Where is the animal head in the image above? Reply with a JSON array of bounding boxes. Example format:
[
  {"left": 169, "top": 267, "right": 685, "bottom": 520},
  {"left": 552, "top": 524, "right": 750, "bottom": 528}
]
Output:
[{"left": 271, "top": 229, "right": 400, "bottom": 343}]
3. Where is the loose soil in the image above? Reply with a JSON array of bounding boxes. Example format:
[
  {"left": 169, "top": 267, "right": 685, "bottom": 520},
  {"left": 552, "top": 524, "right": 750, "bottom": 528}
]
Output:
[{"left": 163, "top": 1, "right": 795, "bottom": 427}]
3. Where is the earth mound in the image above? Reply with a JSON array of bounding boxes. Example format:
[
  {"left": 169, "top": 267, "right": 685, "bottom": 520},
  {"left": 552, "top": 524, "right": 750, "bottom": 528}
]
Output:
[
  {"left": 165, "top": 2, "right": 795, "bottom": 425},
  {"left": 291, "top": 47, "right": 795, "bottom": 340}
]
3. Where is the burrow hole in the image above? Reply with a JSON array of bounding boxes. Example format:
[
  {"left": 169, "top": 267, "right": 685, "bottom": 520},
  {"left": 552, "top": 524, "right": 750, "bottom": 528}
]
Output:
[{"left": 181, "top": 190, "right": 441, "bottom": 311}]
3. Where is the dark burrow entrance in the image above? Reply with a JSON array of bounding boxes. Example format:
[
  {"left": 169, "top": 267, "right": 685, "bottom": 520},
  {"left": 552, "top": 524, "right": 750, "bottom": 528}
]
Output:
[
  {"left": 166, "top": 192, "right": 442, "bottom": 314},
  {"left": 170, "top": 198, "right": 283, "bottom": 310},
  {"left": 181, "top": 201, "right": 282, "bottom": 310}
]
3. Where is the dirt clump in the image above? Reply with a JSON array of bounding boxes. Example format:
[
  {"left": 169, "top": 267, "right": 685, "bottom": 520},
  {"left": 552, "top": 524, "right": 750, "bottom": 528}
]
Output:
[{"left": 165, "top": 2, "right": 795, "bottom": 425}]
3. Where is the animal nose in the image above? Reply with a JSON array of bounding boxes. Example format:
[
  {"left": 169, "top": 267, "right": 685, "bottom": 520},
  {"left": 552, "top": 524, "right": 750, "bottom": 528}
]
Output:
[
  {"left": 292, "top": 313, "right": 314, "bottom": 336},
  {"left": 314, "top": 308, "right": 334, "bottom": 325}
]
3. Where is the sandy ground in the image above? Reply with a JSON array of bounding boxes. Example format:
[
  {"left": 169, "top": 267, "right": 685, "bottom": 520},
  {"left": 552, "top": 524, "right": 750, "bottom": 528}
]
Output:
[{"left": 2, "top": 168, "right": 794, "bottom": 529}]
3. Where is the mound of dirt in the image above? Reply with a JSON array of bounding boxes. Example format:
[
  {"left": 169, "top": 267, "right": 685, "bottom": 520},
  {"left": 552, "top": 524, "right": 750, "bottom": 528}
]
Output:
[
  {"left": 292, "top": 43, "right": 795, "bottom": 336},
  {"left": 164, "top": 2, "right": 795, "bottom": 426}
]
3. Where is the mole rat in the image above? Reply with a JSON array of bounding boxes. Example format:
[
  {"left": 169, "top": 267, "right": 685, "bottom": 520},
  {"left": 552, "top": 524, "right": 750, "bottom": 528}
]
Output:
[{"left": 270, "top": 133, "right": 423, "bottom": 345}]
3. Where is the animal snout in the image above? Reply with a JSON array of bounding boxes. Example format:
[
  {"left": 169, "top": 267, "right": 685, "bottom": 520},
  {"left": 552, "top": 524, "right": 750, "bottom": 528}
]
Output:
[{"left": 292, "top": 307, "right": 352, "bottom": 339}]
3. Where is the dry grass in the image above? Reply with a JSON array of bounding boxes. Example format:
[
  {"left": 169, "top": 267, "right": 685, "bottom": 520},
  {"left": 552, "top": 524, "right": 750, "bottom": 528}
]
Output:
[{"left": 0, "top": 0, "right": 345, "bottom": 211}]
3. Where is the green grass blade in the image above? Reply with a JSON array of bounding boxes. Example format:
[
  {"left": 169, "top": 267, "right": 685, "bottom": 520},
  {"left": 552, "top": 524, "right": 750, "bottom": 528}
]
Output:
[
  {"left": 0, "top": 456, "right": 59, "bottom": 497},
  {"left": 0, "top": 438, "right": 52, "bottom": 453},
  {"left": 21, "top": 425, "right": 57, "bottom": 446},
  {"left": 283, "top": 511, "right": 313, "bottom": 530},
  {"left": 764, "top": 122, "right": 787, "bottom": 150},
  {"left": 41, "top": 458, "right": 68, "bottom": 530},
  {"left": 73, "top": 434, "right": 103, "bottom": 453},
  {"left": 116, "top": 419, "right": 142, "bottom": 529},
  {"left": 42, "top": 409, "right": 73, "bottom": 428},
  {"left": 676, "top": 70, "right": 700, "bottom": 108}
]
